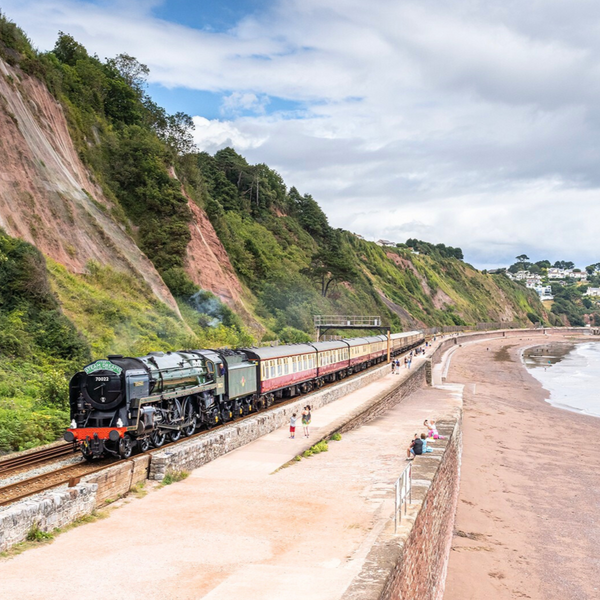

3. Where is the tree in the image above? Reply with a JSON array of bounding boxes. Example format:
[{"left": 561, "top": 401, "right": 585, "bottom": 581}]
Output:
[
  {"left": 162, "top": 111, "right": 196, "bottom": 155},
  {"left": 303, "top": 235, "right": 357, "bottom": 297},
  {"left": 290, "top": 188, "right": 330, "bottom": 239},
  {"left": 52, "top": 32, "right": 88, "bottom": 66},
  {"left": 585, "top": 263, "right": 600, "bottom": 275},
  {"left": 106, "top": 53, "right": 149, "bottom": 95},
  {"left": 515, "top": 254, "right": 530, "bottom": 270}
]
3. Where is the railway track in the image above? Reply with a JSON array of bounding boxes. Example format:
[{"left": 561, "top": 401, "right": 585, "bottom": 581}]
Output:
[
  {"left": 0, "top": 443, "right": 76, "bottom": 477},
  {"left": 0, "top": 459, "right": 116, "bottom": 507}
]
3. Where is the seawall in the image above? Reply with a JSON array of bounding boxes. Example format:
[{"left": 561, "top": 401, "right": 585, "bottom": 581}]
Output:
[{"left": 344, "top": 393, "right": 462, "bottom": 600}]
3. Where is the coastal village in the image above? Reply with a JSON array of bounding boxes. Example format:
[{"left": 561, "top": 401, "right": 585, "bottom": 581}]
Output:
[{"left": 501, "top": 263, "right": 600, "bottom": 302}]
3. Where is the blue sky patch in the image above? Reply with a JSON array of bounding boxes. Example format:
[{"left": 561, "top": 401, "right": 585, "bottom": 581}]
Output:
[
  {"left": 146, "top": 83, "right": 306, "bottom": 119},
  {"left": 151, "top": 0, "right": 266, "bottom": 32}
]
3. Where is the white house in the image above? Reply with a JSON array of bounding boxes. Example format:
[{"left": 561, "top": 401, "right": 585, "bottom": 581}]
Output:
[
  {"left": 585, "top": 287, "right": 600, "bottom": 297},
  {"left": 547, "top": 268, "right": 567, "bottom": 279},
  {"left": 534, "top": 285, "right": 554, "bottom": 300},
  {"left": 547, "top": 267, "right": 587, "bottom": 281},
  {"left": 377, "top": 239, "right": 396, "bottom": 247}
]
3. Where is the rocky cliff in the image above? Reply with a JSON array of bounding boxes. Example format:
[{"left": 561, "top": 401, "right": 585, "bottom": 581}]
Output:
[{"left": 0, "top": 57, "right": 180, "bottom": 314}]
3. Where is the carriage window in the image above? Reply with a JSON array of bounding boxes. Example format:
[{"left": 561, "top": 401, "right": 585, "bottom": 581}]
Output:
[{"left": 284, "top": 360, "right": 289, "bottom": 375}]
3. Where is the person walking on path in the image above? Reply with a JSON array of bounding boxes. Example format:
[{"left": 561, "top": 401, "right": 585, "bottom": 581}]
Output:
[
  {"left": 302, "top": 406, "right": 311, "bottom": 438},
  {"left": 290, "top": 413, "right": 297, "bottom": 439},
  {"left": 391, "top": 360, "right": 396, "bottom": 374}
]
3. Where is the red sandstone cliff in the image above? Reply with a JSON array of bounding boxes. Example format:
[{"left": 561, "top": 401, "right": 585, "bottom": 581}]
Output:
[
  {"left": 183, "top": 192, "right": 263, "bottom": 333},
  {"left": 0, "top": 57, "right": 180, "bottom": 314}
]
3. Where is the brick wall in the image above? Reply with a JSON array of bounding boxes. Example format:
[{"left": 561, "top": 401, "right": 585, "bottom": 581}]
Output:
[{"left": 0, "top": 483, "right": 97, "bottom": 552}]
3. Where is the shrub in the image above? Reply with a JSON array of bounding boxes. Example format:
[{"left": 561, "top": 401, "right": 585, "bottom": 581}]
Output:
[{"left": 161, "top": 470, "right": 190, "bottom": 485}]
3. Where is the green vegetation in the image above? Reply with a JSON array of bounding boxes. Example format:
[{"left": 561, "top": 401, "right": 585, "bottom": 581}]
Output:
[
  {"left": 26, "top": 524, "right": 54, "bottom": 542},
  {"left": 405, "top": 239, "right": 464, "bottom": 260},
  {"left": 0, "top": 230, "right": 90, "bottom": 452},
  {"left": 302, "top": 440, "right": 329, "bottom": 457},
  {"left": 549, "top": 283, "right": 600, "bottom": 327},
  {"left": 161, "top": 470, "right": 190, "bottom": 486},
  {"left": 330, "top": 432, "right": 342, "bottom": 441}
]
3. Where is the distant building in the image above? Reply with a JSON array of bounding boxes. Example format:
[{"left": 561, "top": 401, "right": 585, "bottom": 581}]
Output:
[
  {"left": 534, "top": 285, "right": 553, "bottom": 301},
  {"left": 515, "top": 271, "right": 542, "bottom": 287},
  {"left": 377, "top": 239, "right": 396, "bottom": 247},
  {"left": 353, "top": 233, "right": 365, "bottom": 240},
  {"left": 547, "top": 268, "right": 566, "bottom": 279},
  {"left": 547, "top": 267, "right": 587, "bottom": 281},
  {"left": 586, "top": 287, "right": 600, "bottom": 297}
]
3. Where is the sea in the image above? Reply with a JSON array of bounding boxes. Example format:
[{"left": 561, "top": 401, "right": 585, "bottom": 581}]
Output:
[{"left": 522, "top": 342, "right": 600, "bottom": 418}]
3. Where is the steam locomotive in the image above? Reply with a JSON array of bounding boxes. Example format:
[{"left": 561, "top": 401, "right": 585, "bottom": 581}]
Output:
[{"left": 64, "top": 331, "right": 424, "bottom": 459}]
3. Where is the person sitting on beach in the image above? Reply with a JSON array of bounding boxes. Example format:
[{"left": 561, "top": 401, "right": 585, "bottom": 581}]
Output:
[
  {"left": 406, "top": 434, "right": 423, "bottom": 460},
  {"left": 421, "top": 433, "right": 433, "bottom": 453}
]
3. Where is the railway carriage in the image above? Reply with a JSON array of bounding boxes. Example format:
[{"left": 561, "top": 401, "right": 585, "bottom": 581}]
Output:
[
  {"left": 363, "top": 335, "right": 388, "bottom": 362},
  {"left": 345, "top": 337, "right": 371, "bottom": 371},
  {"left": 312, "top": 340, "right": 350, "bottom": 382},
  {"left": 243, "top": 345, "right": 318, "bottom": 402}
]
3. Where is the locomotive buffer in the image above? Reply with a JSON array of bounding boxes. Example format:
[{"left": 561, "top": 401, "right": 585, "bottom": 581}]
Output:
[{"left": 314, "top": 315, "right": 392, "bottom": 362}]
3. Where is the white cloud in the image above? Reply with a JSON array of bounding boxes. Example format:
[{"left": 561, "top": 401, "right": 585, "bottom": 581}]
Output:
[
  {"left": 220, "top": 92, "right": 269, "bottom": 115},
  {"left": 192, "top": 116, "right": 266, "bottom": 153},
  {"left": 4, "top": 0, "right": 600, "bottom": 265}
]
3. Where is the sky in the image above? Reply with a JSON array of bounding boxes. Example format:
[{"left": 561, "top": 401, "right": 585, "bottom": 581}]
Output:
[{"left": 2, "top": 0, "right": 600, "bottom": 268}]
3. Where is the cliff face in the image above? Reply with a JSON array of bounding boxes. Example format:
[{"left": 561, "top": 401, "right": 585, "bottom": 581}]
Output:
[{"left": 0, "top": 57, "right": 179, "bottom": 314}]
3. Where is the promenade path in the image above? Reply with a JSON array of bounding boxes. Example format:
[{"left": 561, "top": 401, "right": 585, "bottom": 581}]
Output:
[{"left": 0, "top": 349, "right": 459, "bottom": 600}]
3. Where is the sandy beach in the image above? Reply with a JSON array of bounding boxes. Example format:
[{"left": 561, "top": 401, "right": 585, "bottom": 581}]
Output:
[{"left": 443, "top": 335, "right": 600, "bottom": 600}]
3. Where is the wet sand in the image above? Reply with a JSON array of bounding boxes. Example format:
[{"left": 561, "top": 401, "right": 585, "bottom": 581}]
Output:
[{"left": 443, "top": 335, "right": 600, "bottom": 600}]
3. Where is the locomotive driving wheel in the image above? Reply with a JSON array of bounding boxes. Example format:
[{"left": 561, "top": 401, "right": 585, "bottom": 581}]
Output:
[
  {"left": 150, "top": 429, "right": 166, "bottom": 448},
  {"left": 138, "top": 437, "right": 150, "bottom": 452},
  {"left": 182, "top": 399, "right": 197, "bottom": 437}
]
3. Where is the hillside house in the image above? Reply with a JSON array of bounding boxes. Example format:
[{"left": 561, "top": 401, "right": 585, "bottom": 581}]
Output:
[
  {"left": 376, "top": 239, "right": 396, "bottom": 247},
  {"left": 547, "top": 268, "right": 587, "bottom": 281},
  {"left": 585, "top": 287, "right": 600, "bottom": 297},
  {"left": 534, "top": 285, "right": 553, "bottom": 300}
]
